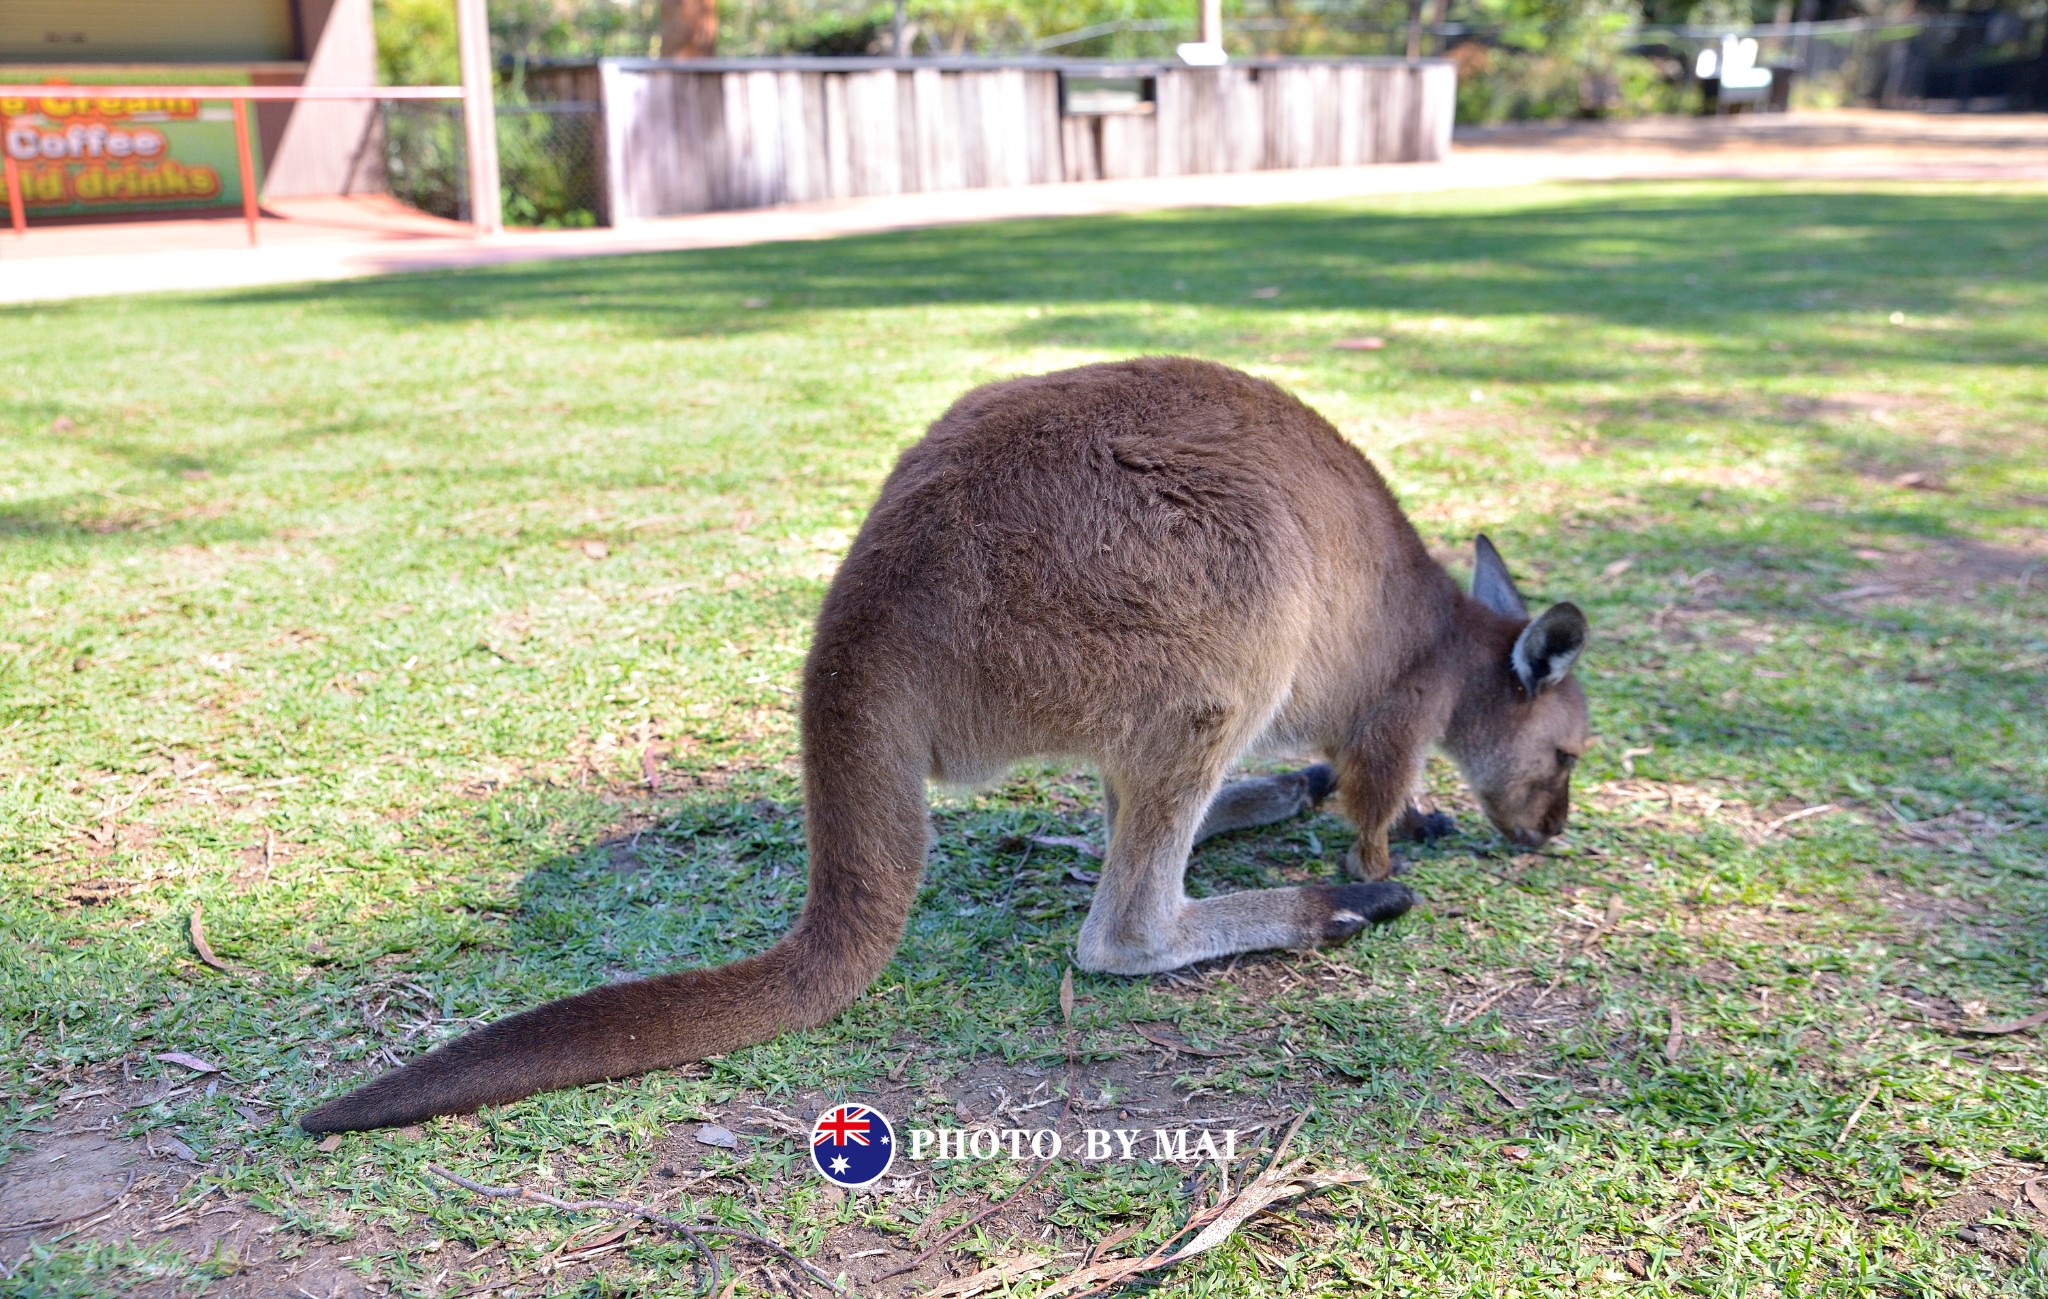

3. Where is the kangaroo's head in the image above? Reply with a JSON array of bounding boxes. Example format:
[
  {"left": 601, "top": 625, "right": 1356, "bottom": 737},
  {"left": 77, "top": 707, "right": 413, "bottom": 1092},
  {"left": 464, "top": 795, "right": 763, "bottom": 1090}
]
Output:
[{"left": 1444, "top": 536, "right": 1590, "bottom": 849}]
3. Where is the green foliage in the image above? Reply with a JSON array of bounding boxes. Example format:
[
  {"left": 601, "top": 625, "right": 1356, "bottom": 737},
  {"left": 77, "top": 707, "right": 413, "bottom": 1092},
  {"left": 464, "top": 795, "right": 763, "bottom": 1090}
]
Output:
[
  {"left": 1453, "top": 0, "right": 1687, "bottom": 122},
  {"left": 496, "top": 109, "right": 600, "bottom": 229},
  {"left": 374, "top": 0, "right": 459, "bottom": 86},
  {"left": 376, "top": 0, "right": 662, "bottom": 82},
  {"left": 379, "top": 103, "right": 598, "bottom": 230},
  {"left": 720, "top": 0, "right": 1192, "bottom": 57},
  {"left": 489, "top": 0, "right": 664, "bottom": 60},
  {"left": 0, "top": 1238, "right": 232, "bottom": 1297}
]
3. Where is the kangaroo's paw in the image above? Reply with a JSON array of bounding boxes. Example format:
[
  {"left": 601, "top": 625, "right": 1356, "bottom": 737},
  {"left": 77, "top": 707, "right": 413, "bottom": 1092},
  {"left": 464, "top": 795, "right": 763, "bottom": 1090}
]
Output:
[
  {"left": 1307, "top": 880, "right": 1415, "bottom": 944},
  {"left": 1390, "top": 804, "right": 1458, "bottom": 843},
  {"left": 1300, "top": 762, "right": 1338, "bottom": 806}
]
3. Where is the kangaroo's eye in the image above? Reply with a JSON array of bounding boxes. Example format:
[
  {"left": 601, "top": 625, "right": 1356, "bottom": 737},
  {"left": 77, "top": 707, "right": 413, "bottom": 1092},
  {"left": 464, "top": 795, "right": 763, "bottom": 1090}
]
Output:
[{"left": 1556, "top": 749, "right": 1578, "bottom": 771}]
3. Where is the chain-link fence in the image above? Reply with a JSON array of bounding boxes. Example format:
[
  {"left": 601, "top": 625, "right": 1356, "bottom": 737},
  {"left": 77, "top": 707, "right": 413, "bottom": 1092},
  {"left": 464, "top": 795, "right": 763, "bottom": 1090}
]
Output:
[{"left": 381, "top": 99, "right": 603, "bottom": 228}]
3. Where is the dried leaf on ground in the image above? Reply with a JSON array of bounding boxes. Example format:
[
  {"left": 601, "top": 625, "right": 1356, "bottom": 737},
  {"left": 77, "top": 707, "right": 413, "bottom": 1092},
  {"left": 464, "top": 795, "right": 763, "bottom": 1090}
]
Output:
[
  {"left": 1133, "top": 1023, "right": 1233, "bottom": 1058},
  {"left": 696, "top": 1124, "right": 740, "bottom": 1150},
  {"left": 925, "top": 1253, "right": 1055, "bottom": 1299},
  {"left": 1029, "top": 834, "right": 1102, "bottom": 858},
  {"left": 189, "top": 906, "right": 230, "bottom": 972}
]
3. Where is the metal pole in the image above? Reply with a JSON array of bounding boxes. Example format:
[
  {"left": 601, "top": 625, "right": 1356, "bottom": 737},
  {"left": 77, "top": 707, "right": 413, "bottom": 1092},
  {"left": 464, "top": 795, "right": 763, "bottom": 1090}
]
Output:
[
  {"left": 2, "top": 112, "right": 25, "bottom": 237},
  {"left": 454, "top": 0, "right": 502, "bottom": 235},
  {"left": 893, "top": 0, "right": 907, "bottom": 57},
  {"left": 1199, "top": 0, "right": 1221, "bottom": 48},
  {"left": 233, "top": 99, "right": 259, "bottom": 246}
]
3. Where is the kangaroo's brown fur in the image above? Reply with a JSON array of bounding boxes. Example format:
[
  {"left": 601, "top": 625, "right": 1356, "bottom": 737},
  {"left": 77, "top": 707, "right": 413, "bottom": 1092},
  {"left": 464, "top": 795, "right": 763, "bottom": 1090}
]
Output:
[{"left": 299, "top": 358, "right": 1589, "bottom": 1133}]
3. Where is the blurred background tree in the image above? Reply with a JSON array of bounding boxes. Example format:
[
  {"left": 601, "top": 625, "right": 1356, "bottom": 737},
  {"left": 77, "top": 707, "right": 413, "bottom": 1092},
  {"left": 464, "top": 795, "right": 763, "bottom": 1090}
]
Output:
[{"left": 373, "top": 0, "right": 2047, "bottom": 121}]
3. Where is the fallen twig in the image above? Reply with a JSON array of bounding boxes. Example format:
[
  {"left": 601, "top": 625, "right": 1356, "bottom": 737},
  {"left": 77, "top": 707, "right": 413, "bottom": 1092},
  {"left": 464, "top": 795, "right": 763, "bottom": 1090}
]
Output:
[
  {"left": 1760, "top": 803, "right": 1838, "bottom": 836},
  {"left": 1476, "top": 1073, "right": 1527, "bottom": 1112},
  {"left": 1946, "top": 1007, "right": 2048, "bottom": 1037},
  {"left": 875, "top": 1140, "right": 1062, "bottom": 1281},
  {"left": 1037, "top": 1111, "right": 1380, "bottom": 1299},
  {"left": 1446, "top": 977, "right": 1527, "bottom": 1028},
  {"left": 425, "top": 1164, "right": 847, "bottom": 1297},
  {"left": 1833, "top": 1081, "right": 1883, "bottom": 1149}
]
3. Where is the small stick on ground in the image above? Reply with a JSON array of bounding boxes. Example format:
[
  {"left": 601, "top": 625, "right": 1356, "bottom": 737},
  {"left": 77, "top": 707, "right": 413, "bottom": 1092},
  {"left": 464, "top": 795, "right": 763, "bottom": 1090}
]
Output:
[
  {"left": 1759, "top": 803, "right": 1838, "bottom": 837},
  {"left": 1043, "top": 1111, "right": 1339, "bottom": 1299},
  {"left": 1944, "top": 1007, "right": 2048, "bottom": 1037},
  {"left": 1832, "top": 1081, "right": 1883, "bottom": 1149},
  {"left": 1447, "top": 977, "right": 1527, "bottom": 1028},
  {"left": 1477, "top": 1073, "right": 1527, "bottom": 1112},
  {"left": 426, "top": 1164, "right": 848, "bottom": 1297}
]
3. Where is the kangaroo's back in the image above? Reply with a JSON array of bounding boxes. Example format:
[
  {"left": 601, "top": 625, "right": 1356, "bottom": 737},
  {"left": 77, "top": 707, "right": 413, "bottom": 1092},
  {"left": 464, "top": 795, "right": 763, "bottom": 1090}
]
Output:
[{"left": 836, "top": 357, "right": 1454, "bottom": 759}]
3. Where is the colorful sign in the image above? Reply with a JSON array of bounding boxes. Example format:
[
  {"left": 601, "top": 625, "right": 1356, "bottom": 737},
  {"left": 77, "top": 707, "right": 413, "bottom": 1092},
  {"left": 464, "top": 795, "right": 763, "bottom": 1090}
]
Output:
[{"left": 1, "top": 84, "right": 259, "bottom": 214}]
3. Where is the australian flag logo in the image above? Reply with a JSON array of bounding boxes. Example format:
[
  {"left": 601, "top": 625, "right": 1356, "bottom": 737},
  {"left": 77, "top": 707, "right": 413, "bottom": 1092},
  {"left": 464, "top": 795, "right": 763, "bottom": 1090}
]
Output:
[{"left": 809, "top": 1103, "right": 896, "bottom": 1189}]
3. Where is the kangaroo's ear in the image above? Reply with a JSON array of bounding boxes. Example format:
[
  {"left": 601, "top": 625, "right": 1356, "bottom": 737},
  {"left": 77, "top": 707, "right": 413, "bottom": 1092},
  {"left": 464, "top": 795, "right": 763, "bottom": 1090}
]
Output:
[
  {"left": 1471, "top": 535, "right": 1528, "bottom": 619},
  {"left": 1512, "top": 602, "right": 1588, "bottom": 694}
]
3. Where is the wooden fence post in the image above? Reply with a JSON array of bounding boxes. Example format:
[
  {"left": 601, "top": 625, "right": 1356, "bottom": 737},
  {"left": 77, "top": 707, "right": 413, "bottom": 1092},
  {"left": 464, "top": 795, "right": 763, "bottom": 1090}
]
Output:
[
  {"left": 2, "top": 110, "right": 25, "bottom": 237},
  {"left": 233, "top": 99, "right": 260, "bottom": 245},
  {"left": 454, "top": 0, "right": 503, "bottom": 234}
]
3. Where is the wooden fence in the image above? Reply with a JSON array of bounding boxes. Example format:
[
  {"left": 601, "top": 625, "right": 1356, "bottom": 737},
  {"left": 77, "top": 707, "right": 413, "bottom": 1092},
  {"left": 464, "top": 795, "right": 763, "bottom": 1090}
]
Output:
[{"left": 529, "top": 56, "right": 1455, "bottom": 225}]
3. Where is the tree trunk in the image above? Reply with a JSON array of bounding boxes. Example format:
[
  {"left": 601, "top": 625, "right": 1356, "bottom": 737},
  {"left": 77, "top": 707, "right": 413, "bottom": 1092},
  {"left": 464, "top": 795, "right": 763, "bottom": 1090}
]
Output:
[{"left": 660, "top": 0, "right": 717, "bottom": 59}]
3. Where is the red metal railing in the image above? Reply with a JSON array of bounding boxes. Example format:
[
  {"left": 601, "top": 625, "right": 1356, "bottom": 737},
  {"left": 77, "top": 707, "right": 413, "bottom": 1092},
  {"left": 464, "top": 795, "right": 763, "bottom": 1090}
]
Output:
[{"left": 0, "top": 84, "right": 464, "bottom": 246}]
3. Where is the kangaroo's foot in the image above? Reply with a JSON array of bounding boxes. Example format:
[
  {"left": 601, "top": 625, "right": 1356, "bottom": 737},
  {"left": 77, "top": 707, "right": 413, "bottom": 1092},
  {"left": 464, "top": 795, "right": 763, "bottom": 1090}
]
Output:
[
  {"left": 1192, "top": 764, "right": 1337, "bottom": 845},
  {"left": 1076, "top": 879, "right": 1414, "bottom": 975},
  {"left": 1391, "top": 803, "right": 1458, "bottom": 843}
]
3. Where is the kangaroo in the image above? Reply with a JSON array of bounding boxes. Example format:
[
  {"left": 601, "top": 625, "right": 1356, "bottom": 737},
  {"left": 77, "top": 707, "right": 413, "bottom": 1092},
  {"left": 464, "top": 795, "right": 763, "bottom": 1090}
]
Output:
[{"left": 300, "top": 357, "right": 1589, "bottom": 1133}]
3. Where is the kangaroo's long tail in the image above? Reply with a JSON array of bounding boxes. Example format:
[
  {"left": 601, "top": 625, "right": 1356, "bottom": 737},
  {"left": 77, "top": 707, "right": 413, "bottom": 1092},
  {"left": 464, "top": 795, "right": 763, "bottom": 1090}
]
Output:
[{"left": 298, "top": 674, "right": 928, "bottom": 1133}]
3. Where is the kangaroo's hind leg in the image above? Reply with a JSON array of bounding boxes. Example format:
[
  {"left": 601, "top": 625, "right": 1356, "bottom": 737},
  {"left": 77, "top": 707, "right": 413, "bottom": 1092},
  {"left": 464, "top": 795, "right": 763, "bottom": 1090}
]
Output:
[
  {"left": 1101, "top": 764, "right": 1334, "bottom": 848},
  {"left": 1077, "top": 758, "right": 1411, "bottom": 976},
  {"left": 1192, "top": 765, "right": 1337, "bottom": 844}
]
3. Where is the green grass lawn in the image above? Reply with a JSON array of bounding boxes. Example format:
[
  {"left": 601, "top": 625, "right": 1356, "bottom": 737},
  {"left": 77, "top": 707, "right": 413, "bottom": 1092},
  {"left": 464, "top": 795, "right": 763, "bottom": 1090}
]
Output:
[{"left": 3, "top": 180, "right": 2046, "bottom": 1298}]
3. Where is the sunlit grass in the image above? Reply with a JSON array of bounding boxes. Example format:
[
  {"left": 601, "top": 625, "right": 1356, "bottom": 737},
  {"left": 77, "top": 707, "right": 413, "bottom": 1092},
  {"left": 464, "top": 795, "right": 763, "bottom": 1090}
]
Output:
[{"left": 2, "top": 180, "right": 2045, "bottom": 1296}]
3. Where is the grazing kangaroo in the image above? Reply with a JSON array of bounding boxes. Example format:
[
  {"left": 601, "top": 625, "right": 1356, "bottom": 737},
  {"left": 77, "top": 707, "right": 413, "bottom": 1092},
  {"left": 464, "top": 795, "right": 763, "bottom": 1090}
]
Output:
[{"left": 300, "top": 358, "right": 1588, "bottom": 1133}]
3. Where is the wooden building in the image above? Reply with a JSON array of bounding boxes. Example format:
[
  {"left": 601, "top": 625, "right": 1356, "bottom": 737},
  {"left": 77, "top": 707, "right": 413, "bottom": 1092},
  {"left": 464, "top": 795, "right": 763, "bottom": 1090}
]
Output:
[
  {"left": 531, "top": 56, "right": 1457, "bottom": 227},
  {"left": 1, "top": 0, "right": 380, "bottom": 200}
]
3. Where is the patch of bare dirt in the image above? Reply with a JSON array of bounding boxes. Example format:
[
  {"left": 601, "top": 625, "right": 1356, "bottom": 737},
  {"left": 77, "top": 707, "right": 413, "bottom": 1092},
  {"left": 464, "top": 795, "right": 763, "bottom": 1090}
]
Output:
[
  {"left": 1585, "top": 390, "right": 1940, "bottom": 435},
  {"left": 1443, "top": 973, "right": 1604, "bottom": 1052},
  {"left": 1876, "top": 881, "right": 1993, "bottom": 936},
  {"left": 12, "top": 1009, "right": 1335, "bottom": 1298},
  {"left": 1581, "top": 778, "right": 1858, "bottom": 847},
  {"left": 1, "top": 1074, "right": 382, "bottom": 1298},
  {"left": 1832, "top": 534, "right": 2046, "bottom": 606},
  {"left": 1919, "top": 1158, "right": 2048, "bottom": 1267}
]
